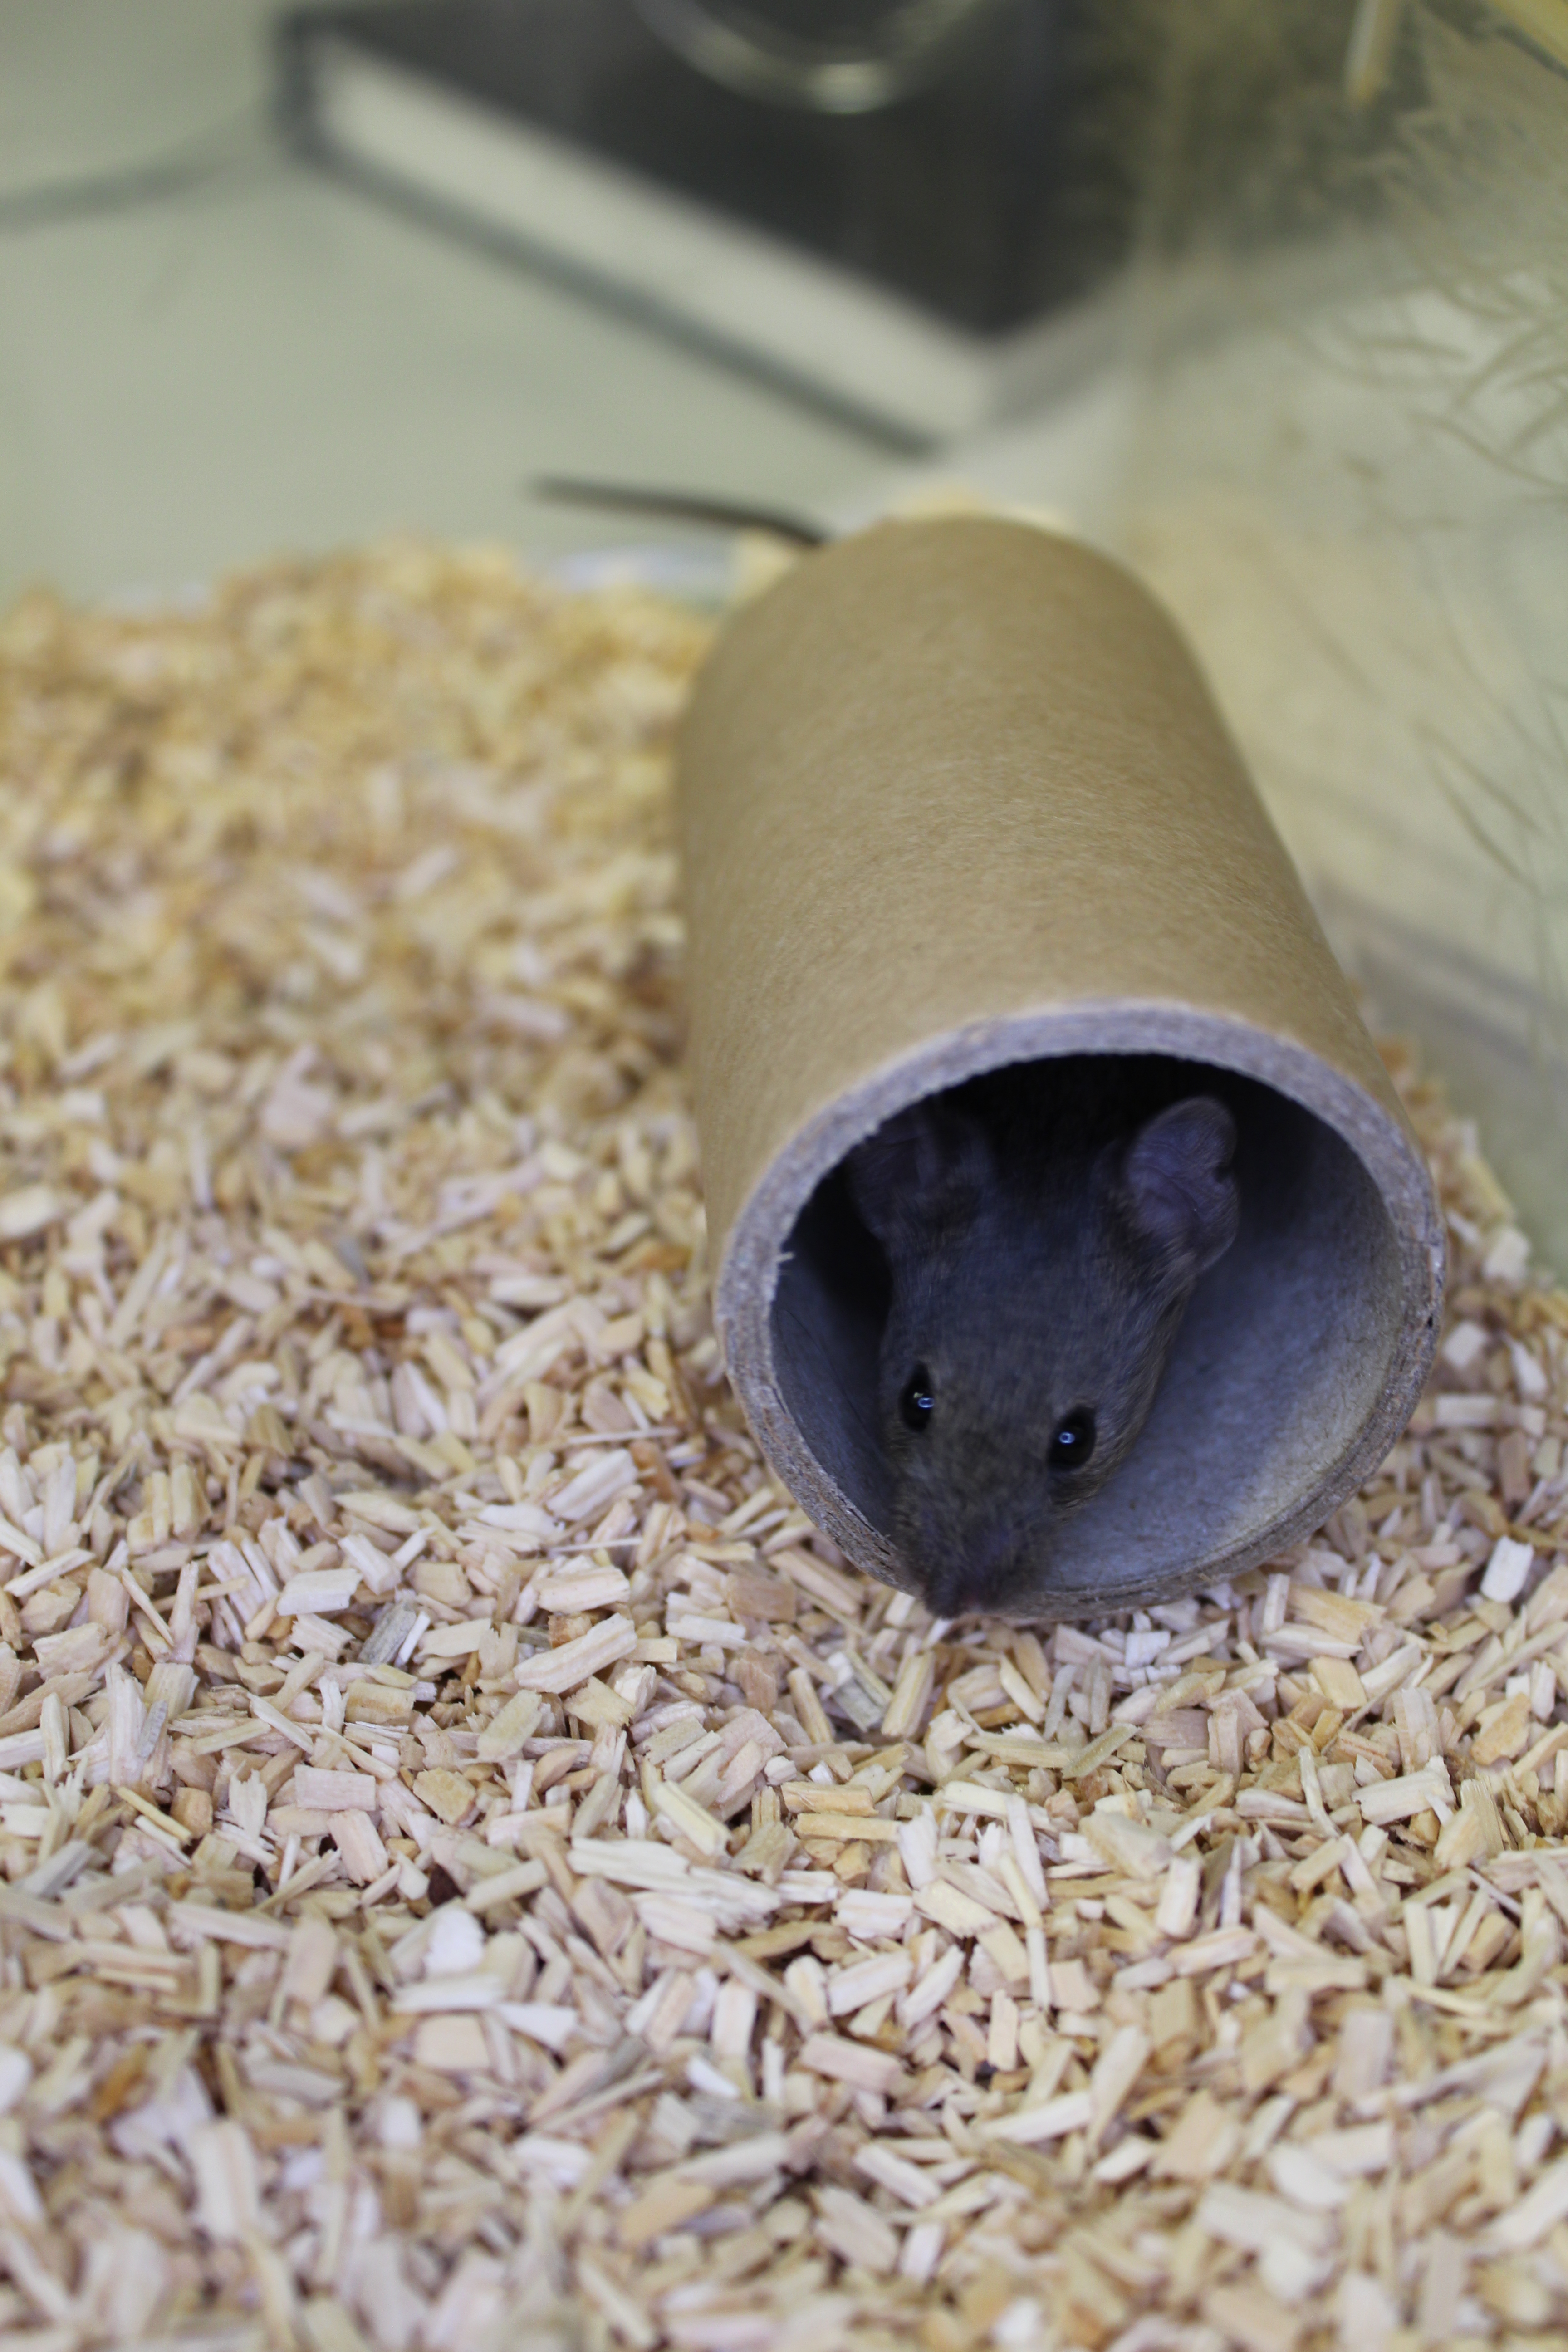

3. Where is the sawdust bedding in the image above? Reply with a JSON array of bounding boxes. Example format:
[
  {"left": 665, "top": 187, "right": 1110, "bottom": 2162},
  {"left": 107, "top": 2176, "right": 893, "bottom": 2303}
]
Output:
[{"left": 0, "top": 542, "right": 1563, "bottom": 2352}]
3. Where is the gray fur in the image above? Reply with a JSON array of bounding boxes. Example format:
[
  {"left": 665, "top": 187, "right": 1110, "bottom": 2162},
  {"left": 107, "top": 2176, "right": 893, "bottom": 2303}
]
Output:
[{"left": 846, "top": 1065, "right": 1239, "bottom": 1618}]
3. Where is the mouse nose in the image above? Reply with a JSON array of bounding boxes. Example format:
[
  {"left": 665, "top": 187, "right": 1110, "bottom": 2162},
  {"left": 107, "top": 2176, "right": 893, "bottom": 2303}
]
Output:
[
  {"left": 923, "top": 1524, "right": 1028, "bottom": 1619},
  {"left": 925, "top": 1558, "right": 983, "bottom": 1619}
]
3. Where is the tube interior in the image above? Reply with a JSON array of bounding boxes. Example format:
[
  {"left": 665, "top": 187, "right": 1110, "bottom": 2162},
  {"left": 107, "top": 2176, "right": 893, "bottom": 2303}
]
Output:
[{"left": 768, "top": 1052, "right": 1406, "bottom": 1602}]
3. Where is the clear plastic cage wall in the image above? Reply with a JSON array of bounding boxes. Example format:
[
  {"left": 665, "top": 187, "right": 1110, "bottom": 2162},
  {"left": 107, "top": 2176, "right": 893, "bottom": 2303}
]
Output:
[{"left": 1108, "top": 0, "right": 1568, "bottom": 1270}]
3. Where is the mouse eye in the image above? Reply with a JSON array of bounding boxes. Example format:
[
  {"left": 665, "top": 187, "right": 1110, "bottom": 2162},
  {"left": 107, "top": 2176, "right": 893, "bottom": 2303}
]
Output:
[
  {"left": 1049, "top": 1409, "right": 1096, "bottom": 1469},
  {"left": 899, "top": 1368, "right": 936, "bottom": 1433}
]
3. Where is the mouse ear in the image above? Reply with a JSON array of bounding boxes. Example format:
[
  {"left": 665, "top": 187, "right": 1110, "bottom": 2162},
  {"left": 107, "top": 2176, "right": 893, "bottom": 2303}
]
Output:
[
  {"left": 1118, "top": 1096, "right": 1239, "bottom": 1277},
  {"left": 846, "top": 1098, "right": 990, "bottom": 1250}
]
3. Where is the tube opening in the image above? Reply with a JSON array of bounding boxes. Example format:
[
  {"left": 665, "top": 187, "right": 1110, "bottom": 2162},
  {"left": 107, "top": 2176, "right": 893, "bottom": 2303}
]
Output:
[{"left": 768, "top": 1051, "right": 1407, "bottom": 1612}]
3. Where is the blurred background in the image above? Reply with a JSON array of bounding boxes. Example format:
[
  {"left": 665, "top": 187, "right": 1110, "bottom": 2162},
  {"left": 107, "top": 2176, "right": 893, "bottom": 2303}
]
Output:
[{"left": 1, "top": 0, "right": 1566, "bottom": 1260}]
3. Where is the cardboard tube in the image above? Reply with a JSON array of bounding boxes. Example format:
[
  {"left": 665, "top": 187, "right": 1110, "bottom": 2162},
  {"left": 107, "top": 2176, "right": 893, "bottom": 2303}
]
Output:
[{"left": 676, "top": 518, "right": 1445, "bottom": 1615}]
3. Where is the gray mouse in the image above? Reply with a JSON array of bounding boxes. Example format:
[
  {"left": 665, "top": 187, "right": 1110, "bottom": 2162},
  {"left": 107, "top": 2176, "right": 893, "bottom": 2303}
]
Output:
[{"left": 844, "top": 1063, "right": 1239, "bottom": 1618}]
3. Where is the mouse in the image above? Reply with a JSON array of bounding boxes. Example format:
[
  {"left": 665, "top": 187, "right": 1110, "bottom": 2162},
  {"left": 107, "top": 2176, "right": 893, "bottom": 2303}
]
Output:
[{"left": 843, "top": 1062, "right": 1240, "bottom": 1619}]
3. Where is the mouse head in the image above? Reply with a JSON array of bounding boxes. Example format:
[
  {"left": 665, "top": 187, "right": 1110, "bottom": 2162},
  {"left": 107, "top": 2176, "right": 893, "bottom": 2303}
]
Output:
[{"left": 847, "top": 1088, "right": 1238, "bottom": 1618}]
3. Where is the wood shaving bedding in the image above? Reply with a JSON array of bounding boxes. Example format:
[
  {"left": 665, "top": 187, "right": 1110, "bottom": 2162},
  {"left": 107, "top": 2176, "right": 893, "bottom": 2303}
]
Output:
[{"left": 0, "top": 543, "right": 1564, "bottom": 2352}]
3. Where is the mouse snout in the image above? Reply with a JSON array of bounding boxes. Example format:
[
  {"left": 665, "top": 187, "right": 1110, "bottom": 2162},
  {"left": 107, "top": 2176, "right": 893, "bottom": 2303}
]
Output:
[
  {"left": 924, "top": 1557, "right": 984, "bottom": 1620},
  {"left": 920, "top": 1518, "right": 1036, "bottom": 1621}
]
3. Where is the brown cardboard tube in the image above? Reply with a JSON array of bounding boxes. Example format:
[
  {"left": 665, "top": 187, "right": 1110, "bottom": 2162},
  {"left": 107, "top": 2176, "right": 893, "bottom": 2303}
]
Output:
[{"left": 676, "top": 518, "right": 1445, "bottom": 1616}]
